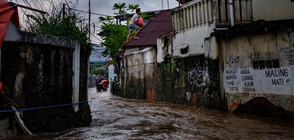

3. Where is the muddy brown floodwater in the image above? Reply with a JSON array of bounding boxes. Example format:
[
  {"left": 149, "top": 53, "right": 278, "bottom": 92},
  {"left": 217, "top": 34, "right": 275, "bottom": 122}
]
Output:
[{"left": 9, "top": 88, "right": 294, "bottom": 140}]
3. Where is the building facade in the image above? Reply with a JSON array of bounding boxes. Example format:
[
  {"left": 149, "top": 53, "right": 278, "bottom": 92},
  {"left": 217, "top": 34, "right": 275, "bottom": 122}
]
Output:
[
  {"left": 171, "top": 0, "right": 294, "bottom": 119},
  {"left": 116, "top": 0, "right": 294, "bottom": 120}
]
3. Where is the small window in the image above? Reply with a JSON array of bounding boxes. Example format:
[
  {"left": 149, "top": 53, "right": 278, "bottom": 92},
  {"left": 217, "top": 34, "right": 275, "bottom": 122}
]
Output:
[
  {"left": 252, "top": 59, "right": 280, "bottom": 69},
  {"left": 253, "top": 61, "right": 259, "bottom": 69},
  {"left": 265, "top": 60, "right": 272, "bottom": 68},
  {"left": 272, "top": 59, "right": 280, "bottom": 68},
  {"left": 181, "top": 47, "right": 188, "bottom": 54},
  {"left": 258, "top": 60, "right": 265, "bottom": 69}
]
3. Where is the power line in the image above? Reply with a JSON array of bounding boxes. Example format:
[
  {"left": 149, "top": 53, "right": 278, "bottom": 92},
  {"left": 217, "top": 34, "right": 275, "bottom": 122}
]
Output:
[
  {"left": 70, "top": 8, "right": 111, "bottom": 17},
  {"left": 91, "top": 33, "right": 103, "bottom": 42}
]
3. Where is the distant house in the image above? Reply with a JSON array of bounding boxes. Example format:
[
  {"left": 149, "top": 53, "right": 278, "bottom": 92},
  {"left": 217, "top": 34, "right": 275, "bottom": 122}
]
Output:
[
  {"left": 121, "top": 10, "right": 172, "bottom": 100},
  {"left": 89, "top": 45, "right": 110, "bottom": 79}
]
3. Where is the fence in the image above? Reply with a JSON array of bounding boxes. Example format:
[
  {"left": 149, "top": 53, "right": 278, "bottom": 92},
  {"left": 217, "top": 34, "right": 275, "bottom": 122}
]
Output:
[{"left": 172, "top": 0, "right": 253, "bottom": 31}]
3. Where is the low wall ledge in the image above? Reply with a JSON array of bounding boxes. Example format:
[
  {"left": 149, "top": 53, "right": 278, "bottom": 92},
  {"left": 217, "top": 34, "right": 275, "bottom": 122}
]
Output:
[{"left": 4, "top": 23, "right": 79, "bottom": 49}]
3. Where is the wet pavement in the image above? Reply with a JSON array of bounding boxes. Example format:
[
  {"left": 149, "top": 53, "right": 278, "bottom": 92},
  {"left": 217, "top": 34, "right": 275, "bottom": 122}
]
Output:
[{"left": 10, "top": 88, "right": 294, "bottom": 139}]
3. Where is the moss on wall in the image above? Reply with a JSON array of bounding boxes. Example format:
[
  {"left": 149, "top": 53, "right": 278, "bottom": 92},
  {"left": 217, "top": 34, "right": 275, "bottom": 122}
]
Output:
[
  {"left": 0, "top": 42, "right": 91, "bottom": 134},
  {"left": 117, "top": 55, "right": 222, "bottom": 109}
]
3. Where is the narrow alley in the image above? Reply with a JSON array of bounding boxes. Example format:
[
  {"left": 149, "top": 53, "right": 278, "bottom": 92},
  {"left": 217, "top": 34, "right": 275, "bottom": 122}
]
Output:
[
  {"left": 1, "top": 0, "right": 294, "bottom": 139},
  {"left": 10, "top": 88, "right": 294, "bottom": 140}
]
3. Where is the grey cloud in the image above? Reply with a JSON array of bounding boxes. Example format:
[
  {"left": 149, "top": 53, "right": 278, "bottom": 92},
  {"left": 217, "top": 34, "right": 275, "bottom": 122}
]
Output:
[
  {"left": 71, "top": 0, "right": 179, "bottom": 44},
  {"left": 74, "top": 0, "right": 178, "bottom": 16}
]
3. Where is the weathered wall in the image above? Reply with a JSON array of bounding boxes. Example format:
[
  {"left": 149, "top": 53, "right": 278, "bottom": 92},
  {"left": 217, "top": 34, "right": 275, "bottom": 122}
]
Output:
[
  {"left": 156, "top": 56, "right": 221, "bottom": 108},
  {"left": 252, "top": 0, "right": 294, "bottom": 21},
  {"left": 0, "top": 30, "right": 91, "bottom": 137},
  {"left": 118, "top": 45, "right": 221, "bottom": 109},
  {"left": 122, "top": 48, "right": 157, "bottom": 100},
  {"left": 172, "top": 24, "right": 216, "bottom": 57},
  {"left": 157, "top": 35, "right": 172, "bottom": 63},
  {"left": 219, "top": 24, "right": 294, "bottom": 120}
]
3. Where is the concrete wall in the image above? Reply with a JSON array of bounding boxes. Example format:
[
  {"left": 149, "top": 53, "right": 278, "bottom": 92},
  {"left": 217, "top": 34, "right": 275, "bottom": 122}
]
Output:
[
  {"left": 121, "top": 48, "right": 157, "bottom": 100},
  {"left": 171, "top": 0, "right": 218, "bottom": 58},
  {"left": 0, "top": 23, "right": 91, "bottom": 137},
  {"left": 155, "top": 56, "right": 221, "bottom": 108},
  {"left": 219, "top": 24, "right": 294, "bottom": 120},
  {"left": 118, "top": 46, "right": 221, "bottom": 108},
  {"left": 253, "top": 0, "right": 294, "bottom": 21},
  {"left": 157, "top": 35, "right": 172, "bottom": 63},
  {"left": 172, "top": 24, "right": 216, "bottom": 57},
  {"left": 172, "top": 0, "right": 294, "bottom": 59}
]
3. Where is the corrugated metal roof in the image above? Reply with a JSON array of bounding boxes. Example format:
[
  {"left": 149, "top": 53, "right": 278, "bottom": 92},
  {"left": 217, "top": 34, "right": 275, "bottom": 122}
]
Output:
[{"left": 124, "top": 10, "right": 172, "bottom": 47}]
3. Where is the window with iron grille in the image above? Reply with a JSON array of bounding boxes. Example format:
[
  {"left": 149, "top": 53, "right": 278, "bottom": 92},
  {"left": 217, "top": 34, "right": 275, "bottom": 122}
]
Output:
[{"left": 252, "top": 59, "right": 279, "bottom": 69}]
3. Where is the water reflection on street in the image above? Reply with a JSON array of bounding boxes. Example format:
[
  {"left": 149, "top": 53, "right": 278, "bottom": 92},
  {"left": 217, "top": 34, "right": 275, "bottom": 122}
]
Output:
[{"left": 11, "top": 88, "right": 294, "bottom": 139}]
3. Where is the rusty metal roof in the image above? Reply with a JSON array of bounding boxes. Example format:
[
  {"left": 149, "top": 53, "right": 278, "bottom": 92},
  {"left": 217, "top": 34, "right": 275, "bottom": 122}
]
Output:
[{"left": 124, "top": 10, "right": 172, "bottom": 47}]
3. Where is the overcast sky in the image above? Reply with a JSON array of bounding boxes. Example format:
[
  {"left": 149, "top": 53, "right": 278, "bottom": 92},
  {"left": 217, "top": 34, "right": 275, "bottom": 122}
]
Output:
[
  {"left": 78, "top": 0, "right": 178, "bottom": 15},
  {"left": 15, "top": 0, "right": 179, "bottom": 44},
  {"left": 74, "top": 0, "right": 179, "bottom": 44}
]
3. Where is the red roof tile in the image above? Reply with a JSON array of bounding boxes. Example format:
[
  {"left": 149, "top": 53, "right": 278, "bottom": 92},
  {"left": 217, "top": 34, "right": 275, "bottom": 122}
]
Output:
[{"left": 124, "top": 10, "right": 172, "bottom": 47}]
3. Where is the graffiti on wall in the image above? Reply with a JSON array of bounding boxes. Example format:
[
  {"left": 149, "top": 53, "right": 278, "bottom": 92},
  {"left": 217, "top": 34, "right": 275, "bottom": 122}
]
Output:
[
  {"left": 187, "top": 59, "right": 210, "bottom": 90},
  {"left": 226, "top": 56, "right": 240, "bottom": 68},
  {"left": 280, "top": 47, "right": 292, "bottom": 65},
  {"left": 279, "top": 48, "right": 291, "bottom": 59},
  {"left": 290, "top": 32, "right": 294, "bottom": 63},
  {"left": 224, "top": 67, "right": 294, "bottom": 95}
]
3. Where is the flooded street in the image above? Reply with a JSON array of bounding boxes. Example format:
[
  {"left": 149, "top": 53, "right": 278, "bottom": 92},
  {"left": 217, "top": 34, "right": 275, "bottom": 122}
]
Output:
[{"left": 11, "top": 88, "right": 294, "bottom": 140}]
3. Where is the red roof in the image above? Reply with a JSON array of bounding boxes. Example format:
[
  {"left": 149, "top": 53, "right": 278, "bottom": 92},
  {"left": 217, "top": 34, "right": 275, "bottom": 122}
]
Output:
[{"left": 124, "top": 10, "right": 172, "bottom": 47}]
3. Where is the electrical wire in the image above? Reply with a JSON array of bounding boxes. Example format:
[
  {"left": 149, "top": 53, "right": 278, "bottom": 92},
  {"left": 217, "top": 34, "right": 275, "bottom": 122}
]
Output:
[{"left": 70, "top": 8, "right": 111, "bottom": 17}]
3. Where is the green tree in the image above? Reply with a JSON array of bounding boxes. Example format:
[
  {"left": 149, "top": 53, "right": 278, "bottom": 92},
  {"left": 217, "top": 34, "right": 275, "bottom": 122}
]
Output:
[
  {"left": 113, "top": 3, "right": 127, "bottom": 15},
  {"left": 98, "top": 16, "right": 114, "bottom": 23},
  {"left": 99, "top": 18, "right": 129, "bottom": 61},
  {"left": 140, "top": 13, "right": 147, "bottom": 19},
  {"left": 127, "top": 4, "right": 140, "bottom": 12},
  {"left": 99, "top": 3, "right": 141, "bottom": 61}
]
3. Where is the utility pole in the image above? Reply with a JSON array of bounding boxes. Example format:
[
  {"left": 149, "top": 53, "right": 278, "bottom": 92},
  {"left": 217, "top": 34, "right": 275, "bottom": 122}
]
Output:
[
  {"left": 63, "top": 3, "right": 65, "bottom": 19},
  {"left": 162, "top": 0, "right": 163, "bottom": 10},
  {"left": 167, "top": 0, "right": 170, "bottom": 9},
  {"left": 87, "top": 0, "right": 91, "bottom": 101},
  {"left": 88, "top": 0, "right": 91, "bottom": 43}
]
